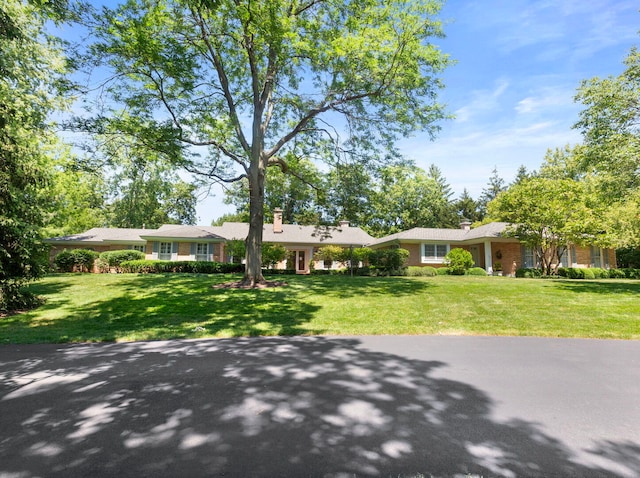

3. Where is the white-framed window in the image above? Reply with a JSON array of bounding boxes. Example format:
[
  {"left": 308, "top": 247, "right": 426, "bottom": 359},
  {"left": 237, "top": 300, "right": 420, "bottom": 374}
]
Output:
[
  {"left": 131, "top": 245, "right": 145, "bottom": 252},
  {"left": 158, "top": 242, "right": 172, "bottom": 261},
  {"left": 591, "top": 246, "right": 603, "bottom": 268},
  {"left": 421, "top": 243, "right": 449, "bottom": 263},
  {"left": 523, "top": 247, "right": 536, "bottom": 268},
  {"left": 196, "top": 243, "right": 209, "bottom": 261}
]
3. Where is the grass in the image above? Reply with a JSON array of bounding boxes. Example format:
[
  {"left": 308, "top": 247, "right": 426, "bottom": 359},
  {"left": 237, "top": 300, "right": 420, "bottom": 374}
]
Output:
[{"left": 1, "top": 273, "right": 639, "bottom": 344}]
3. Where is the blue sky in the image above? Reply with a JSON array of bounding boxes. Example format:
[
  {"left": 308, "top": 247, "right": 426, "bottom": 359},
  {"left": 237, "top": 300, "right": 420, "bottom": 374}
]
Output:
[{"left": 399, "top": 0, "right": 639, "bottom": 200}]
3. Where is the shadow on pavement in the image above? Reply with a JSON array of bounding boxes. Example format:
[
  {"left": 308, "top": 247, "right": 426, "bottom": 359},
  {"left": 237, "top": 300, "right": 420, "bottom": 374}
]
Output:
[{"left": 0, "top": 337, "right": 636, "bottom": 477}]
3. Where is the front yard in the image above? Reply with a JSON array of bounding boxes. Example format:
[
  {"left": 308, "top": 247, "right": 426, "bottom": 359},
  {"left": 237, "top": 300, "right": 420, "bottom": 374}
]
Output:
[{"left": 1, "top": 273, "right": 639, "bottom": 344}]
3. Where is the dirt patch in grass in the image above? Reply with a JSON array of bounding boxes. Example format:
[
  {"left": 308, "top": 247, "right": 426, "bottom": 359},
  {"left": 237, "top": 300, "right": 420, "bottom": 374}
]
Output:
[{"left": 212, "top": 280, "right": 288, "bottom": 290}]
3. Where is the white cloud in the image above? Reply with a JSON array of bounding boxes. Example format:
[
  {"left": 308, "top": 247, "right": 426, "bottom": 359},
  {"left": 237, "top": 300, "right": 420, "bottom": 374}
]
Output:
[{"left": 454, "top": 78, "right": 510, "bottom": 123}]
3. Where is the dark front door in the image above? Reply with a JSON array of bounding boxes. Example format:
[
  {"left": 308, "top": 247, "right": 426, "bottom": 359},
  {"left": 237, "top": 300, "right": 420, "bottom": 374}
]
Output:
[{"left": 297, "top": 251, "right": 305, "bottom": 271}]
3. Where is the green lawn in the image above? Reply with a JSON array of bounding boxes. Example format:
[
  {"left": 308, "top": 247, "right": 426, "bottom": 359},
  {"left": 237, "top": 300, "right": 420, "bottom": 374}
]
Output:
[{"left": 2, "top": 273, "right": 639, "bottom": 343}]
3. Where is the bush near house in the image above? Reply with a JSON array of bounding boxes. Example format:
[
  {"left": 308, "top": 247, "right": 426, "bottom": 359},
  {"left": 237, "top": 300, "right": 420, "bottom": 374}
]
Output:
[
  {"left": 407, "top": 266, "right": 438, "bottom": 277},
  {"left": 119, "top": 260, "right": 244, "bottom": 274},
  {"left": 466, "top": 267, "right": 487, "bottom": 276},
  {"left": 53, "top": 249, "right": 99, "bottom": 273},
  {"left": 368, "top": 248, "right": 409, "bottom": 276},
  {"left": 443, "top": 248, "right": 474, "bottom": 275},
  {"left": 97, "top": 250, "right": 146, "bottom": 273}
]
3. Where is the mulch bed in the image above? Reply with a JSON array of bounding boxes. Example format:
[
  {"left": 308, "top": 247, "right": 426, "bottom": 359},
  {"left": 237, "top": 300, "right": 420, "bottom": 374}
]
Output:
[{"left": 211, "top": 280, "right": 288, "bottom": 290}]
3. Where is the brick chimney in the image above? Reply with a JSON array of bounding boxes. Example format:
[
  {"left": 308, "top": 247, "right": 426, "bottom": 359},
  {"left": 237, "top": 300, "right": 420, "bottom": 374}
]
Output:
[
  {"left": 460, "top": 220, "right": 472, "bottom": 231},
  {"left": 339, "top": 220, "right": 350, "bottom": 228},
  {"left": 273, "top": 208, "right": 283, "bottom": 233}
]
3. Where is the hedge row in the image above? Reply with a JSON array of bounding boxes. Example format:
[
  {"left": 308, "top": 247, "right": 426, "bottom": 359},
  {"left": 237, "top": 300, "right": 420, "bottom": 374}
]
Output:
[
  {"left": 119, "top": 260, "right": 244, "bottom": 274},
  {"left": 558, "top": 267, "right": 638, "bottom": 279},
  {"left": 516, "top": 267, "right": 640, "bottom": 279}
]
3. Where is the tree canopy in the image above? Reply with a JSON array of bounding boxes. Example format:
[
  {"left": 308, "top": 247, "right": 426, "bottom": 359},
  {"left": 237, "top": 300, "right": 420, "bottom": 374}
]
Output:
[
  {"left": 0, "top": 0, "right": 70, "bottom": 310},
  {"left": 82, "top": 0, "right": 451, "bottom": 285}
]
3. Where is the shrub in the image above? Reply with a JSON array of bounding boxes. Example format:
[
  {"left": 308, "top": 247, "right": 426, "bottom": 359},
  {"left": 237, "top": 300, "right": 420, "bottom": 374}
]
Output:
[
  {"left": 54, "top": 249, "right": 99, "bottom": 272},
  {"left": 622, "top": 268, "right": 640, "bottom": 279},
  {"left": 407, "top": 266, "right": 437, "bottom": 277},
  {"left": 120, "top": 260, "right": 244, "bottom": 274},
  {"left": 53, "top": 250, "right": 75, "bottom": 272},
  {"left": 516, "top": 268, "right": 542, "bottom": 278},
  {"left": 262, "top": 243, "right": 287, "bottom": 269},
  {"left": 590, "top": 268, "right": 609, "bottom": 279},
  {"left": 100, "top": 250, "right": 146, "bottom": 270},
  {"left": 466, "top": 267, "right": 487, "bottom": 276},
  {"left": 436, "top": 267, "right": 449, "bottom": 275},
  {"left": 369, "top": 248, "right": 409, "bottom": 275},
  {"left": 609, "top": 269, "right": 626, "bottom": 279},
  {"left": 582, "top": 268, "right": 596, "bottom": 280},
  {"left": 444, "top": 248, "right": 474, "bottom": 275}
]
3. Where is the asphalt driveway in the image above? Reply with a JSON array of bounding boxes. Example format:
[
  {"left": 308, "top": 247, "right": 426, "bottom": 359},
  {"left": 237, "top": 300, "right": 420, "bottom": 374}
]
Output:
[{"left": 1, "top": 336, "right": 639, "bottom": 477}]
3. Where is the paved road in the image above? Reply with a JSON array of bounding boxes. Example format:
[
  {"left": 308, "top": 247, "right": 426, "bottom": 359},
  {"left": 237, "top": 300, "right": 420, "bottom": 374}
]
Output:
[{"left": 1, "top": 336, "right": 639, "bottom": 477}]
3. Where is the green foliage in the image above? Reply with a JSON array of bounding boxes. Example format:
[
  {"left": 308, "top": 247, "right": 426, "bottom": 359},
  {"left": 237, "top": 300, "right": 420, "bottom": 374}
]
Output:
[
  {"left": 622, "top": 268, "right": 640, "bottom": 279},
  {"left": 262, "top": 243, "right": 287, "bottom": 269},
  {"left": 573, "top": 47, "right": 640, "bottom": 246},
  {"left": 443, "top": 248, "right": 474, "bottom": 275},
  {"left": 119, "top": 260, "right": 244, "bottom": 274},
  {"left": 225, "top": 239, "right": 246, "bottom": 263},
  {"left": 436, "top": 267, "right": 449, "bottom": 275},
  {"left": 488, "top": 176, "right": 605, "bottom": 275},
  {"left": 314, "top": 245, "right": 346, "bottom": 266},
  {"left": 407, "top": 266, "right": 437, "bottom": 277},
  {"left": 616, "top": 247, "right": 640, "bottom": 268},
  {"left": 54, "top": 249, "right": 99, "bottom": 273},
  {"left": 99, "top": 250, "right": 146, "bottom": 269},
  {"left": 465, "top": 267, "right": 487, "bottom": 276},
  {"left": 366, "top": 164, "right": 457, "bottom": 236},
  {"left": 515, "top": 268, "right": 543, "bottom": 278},
  {"left": 0, "top": 0, "right": 69, "bottom": 310},
  {"left": 609, "top": 269, "right": 626, "bottom": 279},
  {"left": 369, "top": 248, "right": 410, "bottom": 275}
]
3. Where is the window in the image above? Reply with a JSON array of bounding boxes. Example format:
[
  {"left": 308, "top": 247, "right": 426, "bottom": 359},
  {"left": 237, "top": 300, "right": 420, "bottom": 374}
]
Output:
[
  {"left": 158, "top": 242, "right": 172, "bottom": 261},
  {"left": 591, "top": 246, "right": 602, "bottom": 268},
  {"left": 523, "top": 247, "right": 536, "bottom": 268},
  {"left": 131, "top": 245, "right": 145, "bottom": 252},
  {"left": 196, "top": 243, "right": 209, "bottom": 262},
  {"left": 421, "top": 243, "right": 449, "bottom": 263}
]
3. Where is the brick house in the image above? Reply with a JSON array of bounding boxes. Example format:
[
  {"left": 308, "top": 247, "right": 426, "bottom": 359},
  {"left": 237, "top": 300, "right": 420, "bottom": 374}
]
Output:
[
  {"left": 46, "top": 215, "right": 616, "bottom": 275},
  {"left": 367, "top": 221, "right": 616, "bottom": 275}
]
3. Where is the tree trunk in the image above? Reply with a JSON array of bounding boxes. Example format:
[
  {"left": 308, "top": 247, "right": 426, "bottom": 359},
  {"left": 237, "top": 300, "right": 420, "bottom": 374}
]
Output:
[{"left": 242, "top": 159, "right": 266, "bottom": 287}]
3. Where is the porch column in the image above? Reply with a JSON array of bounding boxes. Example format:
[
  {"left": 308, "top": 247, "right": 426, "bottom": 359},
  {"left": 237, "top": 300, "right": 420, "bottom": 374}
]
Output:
[{"left": 484, "top": 240, "right": 493, "bottom": 274}]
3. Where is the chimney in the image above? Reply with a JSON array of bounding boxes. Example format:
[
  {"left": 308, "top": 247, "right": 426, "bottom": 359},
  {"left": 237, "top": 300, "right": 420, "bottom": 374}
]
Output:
[
  {"left": 273, "top": 208, "right": 283, "bottom": 233},
  {"left": 339, "top": 220, "right": 350, "bottom": 228},
  {"left": 460, "top": 220, "right": 472, "bottom": 231}
]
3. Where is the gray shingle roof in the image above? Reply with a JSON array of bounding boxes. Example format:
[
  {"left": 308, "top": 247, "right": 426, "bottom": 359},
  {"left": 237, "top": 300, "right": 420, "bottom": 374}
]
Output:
[
  {"left": 368, "top": 222, "right": 510, "bottom": 247},
  {"left": 46, "top": 222, "right": 510, "bottom": 248},
  {"left": 45, "top": 228, "right": 148, "bottom": 244},
  {"left": 140, "top": 226, "right": 225, "bottom": 241},
  {"left": 213, "top": 222, "right": 374, "bottom": 246}
]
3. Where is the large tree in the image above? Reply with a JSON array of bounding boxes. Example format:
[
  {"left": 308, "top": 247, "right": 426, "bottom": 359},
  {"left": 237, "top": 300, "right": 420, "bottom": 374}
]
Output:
[
  {"left": 366, "top": 163, "right": 452, "bottom": 236},
  {"left": 83, "top": 0, "right": 450, "bottom": 285},
  {"left": 574, "top": 46, "right": 640, "bottom": 248},
  {"left": 0, "top": 0, "right": 70, "bottom": 310},
  {"left": 487, "top": 177, "right": 605, "bottom": 275}
]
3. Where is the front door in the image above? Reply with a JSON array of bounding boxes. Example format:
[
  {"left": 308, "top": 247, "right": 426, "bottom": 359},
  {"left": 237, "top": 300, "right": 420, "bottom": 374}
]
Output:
[{"left": 297, "top": 250, "right": 306, "bottom": 272}]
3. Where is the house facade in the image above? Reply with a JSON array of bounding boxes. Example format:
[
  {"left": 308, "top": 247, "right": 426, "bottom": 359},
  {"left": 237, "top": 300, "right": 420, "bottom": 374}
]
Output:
[
  {"left": 367, "top": 221, "right": 616, "bottom": 274},
  {"left": 46, "top": 214, "right": 616, "bottom": 275},
  {"left": 46, "top": 209, "right": 374, "bottom": 274}
]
